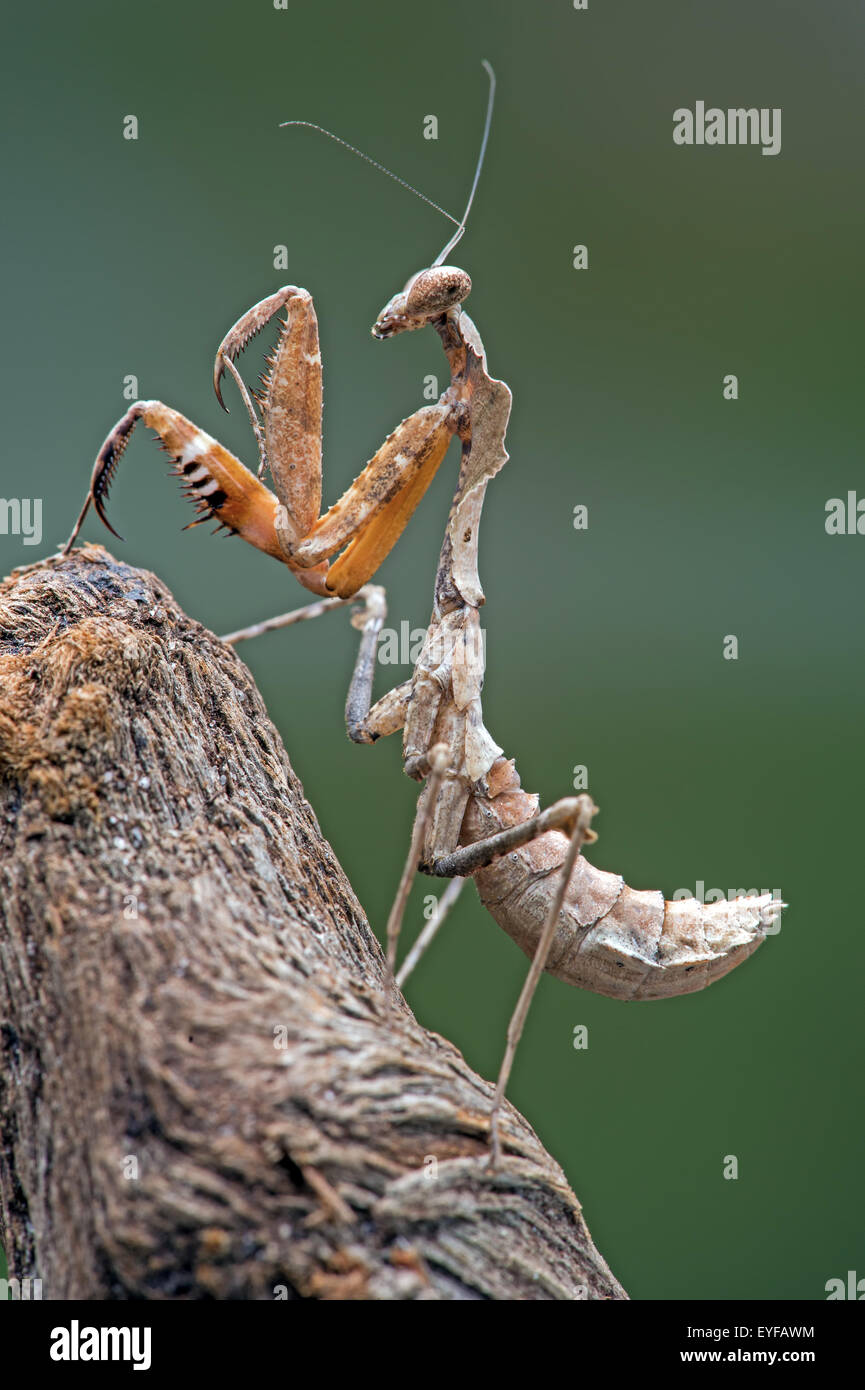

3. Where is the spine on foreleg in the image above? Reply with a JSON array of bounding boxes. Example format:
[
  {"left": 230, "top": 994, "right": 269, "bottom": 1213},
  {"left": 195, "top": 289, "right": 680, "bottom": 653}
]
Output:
[{"left": 460, "top": 759, "right": 782, "bottom": 1002}]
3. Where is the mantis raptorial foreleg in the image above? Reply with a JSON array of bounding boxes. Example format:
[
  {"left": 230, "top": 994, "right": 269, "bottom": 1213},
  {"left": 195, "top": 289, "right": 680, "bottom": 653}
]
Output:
[{"left": 63, "top": 280, "right": 469, "bottom": 601}]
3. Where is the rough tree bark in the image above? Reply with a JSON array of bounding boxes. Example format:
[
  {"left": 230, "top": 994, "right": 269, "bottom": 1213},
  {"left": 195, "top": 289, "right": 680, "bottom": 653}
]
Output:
[{"left": 0, "top": 545, "right": 626, "bottom": 1301}]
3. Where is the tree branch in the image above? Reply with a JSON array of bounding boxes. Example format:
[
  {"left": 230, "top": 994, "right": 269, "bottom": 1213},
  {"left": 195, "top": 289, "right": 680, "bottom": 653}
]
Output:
[{"left": 0, "top": 545, "right": 626, "bottom": 1301}]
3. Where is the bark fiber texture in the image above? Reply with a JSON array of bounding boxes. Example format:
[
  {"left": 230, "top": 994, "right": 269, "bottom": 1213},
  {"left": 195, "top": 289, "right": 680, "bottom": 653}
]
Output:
[{"left": 0, "top": 545, "right": 626, "bottom": 1301}]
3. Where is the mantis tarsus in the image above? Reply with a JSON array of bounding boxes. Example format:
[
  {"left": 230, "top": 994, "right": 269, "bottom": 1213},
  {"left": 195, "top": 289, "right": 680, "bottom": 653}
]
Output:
[{"left": 63, "top": 62, "right": 784, "bottom": 1169}]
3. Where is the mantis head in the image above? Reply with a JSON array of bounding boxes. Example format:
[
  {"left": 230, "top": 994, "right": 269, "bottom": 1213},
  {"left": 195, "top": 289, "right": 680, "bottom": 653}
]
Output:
[{"left": 372, "top": 266, "right": 472, "bottom": 339}]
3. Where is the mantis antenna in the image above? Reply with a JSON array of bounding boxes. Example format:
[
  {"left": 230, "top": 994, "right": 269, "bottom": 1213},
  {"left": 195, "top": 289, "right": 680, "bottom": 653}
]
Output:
[
  {"left": 279, "top": 59, "right": 496, "bottom": 267},
  {"left": 432, "top": 59, "right": 496, "bottom": 266}
]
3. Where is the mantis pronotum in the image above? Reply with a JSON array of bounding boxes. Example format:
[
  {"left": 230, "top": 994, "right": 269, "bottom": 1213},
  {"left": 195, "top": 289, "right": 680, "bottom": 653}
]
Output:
[{"left": 63, "top": 64, "right": 784, "bottom": 1166}]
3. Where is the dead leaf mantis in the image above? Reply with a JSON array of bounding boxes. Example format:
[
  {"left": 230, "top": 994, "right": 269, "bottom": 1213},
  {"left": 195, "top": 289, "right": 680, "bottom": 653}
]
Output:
[{"left": 63, "top": 62, "right": 784, "bottom": 1169}]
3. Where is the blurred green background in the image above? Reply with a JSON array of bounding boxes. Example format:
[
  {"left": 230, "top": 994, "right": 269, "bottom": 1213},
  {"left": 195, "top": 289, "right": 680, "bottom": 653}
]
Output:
[{"left": 1, "top": 0, "right": 862, "bottom": 1300}]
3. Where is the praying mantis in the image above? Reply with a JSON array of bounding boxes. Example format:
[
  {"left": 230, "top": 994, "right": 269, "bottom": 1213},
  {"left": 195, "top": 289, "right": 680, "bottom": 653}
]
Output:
[{"left": 63, "top": 63, "right": 784, "bottom": 1167}]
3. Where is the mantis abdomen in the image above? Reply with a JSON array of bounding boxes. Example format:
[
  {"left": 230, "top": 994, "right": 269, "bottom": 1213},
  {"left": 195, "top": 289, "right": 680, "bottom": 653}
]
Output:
[{"left": 461, "top": 758, "right": 781, "bottom": 1002}]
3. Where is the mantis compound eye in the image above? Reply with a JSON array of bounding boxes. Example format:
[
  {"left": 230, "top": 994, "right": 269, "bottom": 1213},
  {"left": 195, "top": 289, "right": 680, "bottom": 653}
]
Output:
[{"left": 404, "top": 266, "right": 472, "bottom": 319}]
